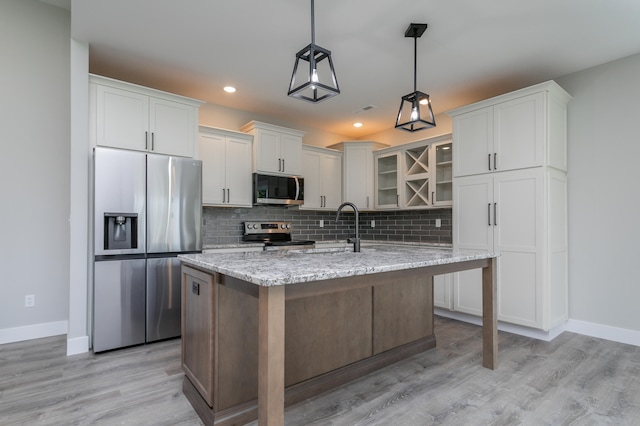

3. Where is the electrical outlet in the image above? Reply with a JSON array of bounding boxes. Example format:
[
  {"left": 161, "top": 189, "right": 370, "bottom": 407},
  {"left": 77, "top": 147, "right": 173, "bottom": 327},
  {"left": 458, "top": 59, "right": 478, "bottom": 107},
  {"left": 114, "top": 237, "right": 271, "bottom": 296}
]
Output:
[
  {"left": 319, "top": 219, "right": 324, "bottom": 228},
  {"left": 371, "top": 220, "right": 375, "bottom": 228},
  {"left": 25, "top": 294, "right": 35, "bottom": 308},
  {"left": 435, "top": 219, "right": 442, "bottom": 228}
]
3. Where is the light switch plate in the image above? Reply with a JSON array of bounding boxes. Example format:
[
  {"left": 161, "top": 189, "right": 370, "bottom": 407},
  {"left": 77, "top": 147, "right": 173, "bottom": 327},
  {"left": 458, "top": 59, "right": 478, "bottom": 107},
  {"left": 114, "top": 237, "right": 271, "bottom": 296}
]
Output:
[{"left": 435, "top": 219, "right": 441, "bottom": 228}]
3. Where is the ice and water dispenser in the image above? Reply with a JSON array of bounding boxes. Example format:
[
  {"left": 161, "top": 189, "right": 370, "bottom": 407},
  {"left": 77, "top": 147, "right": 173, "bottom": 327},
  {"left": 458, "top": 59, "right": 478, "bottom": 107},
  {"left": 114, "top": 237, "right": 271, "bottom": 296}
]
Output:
[{"left": 103, "top": 213, "right": 138, "bottom": 250}]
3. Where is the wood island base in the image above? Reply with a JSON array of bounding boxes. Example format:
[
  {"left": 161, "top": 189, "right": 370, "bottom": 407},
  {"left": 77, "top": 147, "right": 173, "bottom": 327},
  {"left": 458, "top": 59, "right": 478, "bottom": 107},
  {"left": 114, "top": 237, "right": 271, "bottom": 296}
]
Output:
[
  {"left": 183, "top": 335, "right": 435, "bottom": 426},
  {"left": 180, "top": 255, "right": 497, "bottom": 426}
]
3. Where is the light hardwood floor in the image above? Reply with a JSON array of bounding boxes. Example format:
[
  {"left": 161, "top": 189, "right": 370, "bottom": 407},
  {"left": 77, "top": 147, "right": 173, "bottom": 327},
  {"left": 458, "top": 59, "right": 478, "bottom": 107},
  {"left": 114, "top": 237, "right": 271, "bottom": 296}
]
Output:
[{"left": 2, "top": 317, "right": 639, "bottom": 425}]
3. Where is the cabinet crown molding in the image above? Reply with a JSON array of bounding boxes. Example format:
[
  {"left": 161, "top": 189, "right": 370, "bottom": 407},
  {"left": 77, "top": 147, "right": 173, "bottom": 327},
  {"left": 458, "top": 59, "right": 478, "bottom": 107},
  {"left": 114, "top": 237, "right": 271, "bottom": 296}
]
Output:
[
  {"left": 199, "top": 125, "right": 252, "bottom": 140},
  {"left": 89, "top": 73, "right": 205, "bottom": 107},
  {"left": 239, "top": 120, "right": 306, "bottom": 137},
  {"left": 445, "top": 80, "right": 572, "bottom": 117}
]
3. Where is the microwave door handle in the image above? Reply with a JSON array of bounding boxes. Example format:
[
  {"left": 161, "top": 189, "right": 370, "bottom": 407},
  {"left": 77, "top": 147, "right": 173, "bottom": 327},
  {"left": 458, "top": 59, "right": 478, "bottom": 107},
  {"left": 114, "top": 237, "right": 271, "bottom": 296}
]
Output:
[{"left": 295, "top": 177, "right": 300, "bottom": 200}]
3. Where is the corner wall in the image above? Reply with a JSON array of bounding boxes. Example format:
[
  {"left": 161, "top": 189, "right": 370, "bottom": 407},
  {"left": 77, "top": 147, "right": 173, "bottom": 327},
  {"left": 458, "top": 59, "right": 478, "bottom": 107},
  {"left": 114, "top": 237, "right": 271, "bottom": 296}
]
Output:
[
  {"left": 557, "top": 53, "right": 640, "bottom": 337},
  {"left": 0, "top": 0, "right": 71, "bottom": 343}
]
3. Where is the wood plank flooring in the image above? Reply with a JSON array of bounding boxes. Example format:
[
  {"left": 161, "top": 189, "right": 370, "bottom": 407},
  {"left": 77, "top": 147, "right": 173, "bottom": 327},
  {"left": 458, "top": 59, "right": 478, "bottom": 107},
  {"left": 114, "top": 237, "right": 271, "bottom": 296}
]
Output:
[{"left": 2, "top": 317, "right": 640, "bottom": 425}]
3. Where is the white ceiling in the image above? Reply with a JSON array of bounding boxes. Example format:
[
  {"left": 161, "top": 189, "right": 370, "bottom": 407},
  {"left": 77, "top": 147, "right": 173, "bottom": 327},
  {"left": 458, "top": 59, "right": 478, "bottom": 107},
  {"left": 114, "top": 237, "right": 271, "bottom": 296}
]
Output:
[{"left": 69, "top": 0, "right": 640, "bottom": 138}]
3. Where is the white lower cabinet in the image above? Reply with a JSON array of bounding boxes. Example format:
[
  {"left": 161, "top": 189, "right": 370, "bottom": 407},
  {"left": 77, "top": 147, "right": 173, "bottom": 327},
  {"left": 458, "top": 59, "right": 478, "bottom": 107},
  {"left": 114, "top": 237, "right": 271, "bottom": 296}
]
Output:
[
  {"left": 433, "top": 273, "right": 452, "bottom": 309},
  {"left": 199, "top": 126, "right": 253, "bottom": 207},
  {"left": 301, "top": 146, "right": 342, "bottom": 210},
  {"left": 451, "top": 168, "right": 567, "bottom": 330}
]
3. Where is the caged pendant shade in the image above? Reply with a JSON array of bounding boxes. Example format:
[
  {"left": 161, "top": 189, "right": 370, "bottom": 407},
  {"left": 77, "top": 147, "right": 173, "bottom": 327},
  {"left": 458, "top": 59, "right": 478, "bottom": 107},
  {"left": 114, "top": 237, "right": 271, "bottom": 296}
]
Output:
[
  {"left": 288, "top": 0, "right": 340, "bottom": 103},
  {"left": 395, "top": 23, "right": 436, "bottom": 132}
]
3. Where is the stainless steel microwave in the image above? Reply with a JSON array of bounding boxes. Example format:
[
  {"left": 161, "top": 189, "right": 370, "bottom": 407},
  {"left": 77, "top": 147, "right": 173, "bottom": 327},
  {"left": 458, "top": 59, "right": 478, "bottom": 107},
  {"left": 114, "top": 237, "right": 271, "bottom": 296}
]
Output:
[{"left": 253, "top": 173, "right": 304, "bottom": 205}]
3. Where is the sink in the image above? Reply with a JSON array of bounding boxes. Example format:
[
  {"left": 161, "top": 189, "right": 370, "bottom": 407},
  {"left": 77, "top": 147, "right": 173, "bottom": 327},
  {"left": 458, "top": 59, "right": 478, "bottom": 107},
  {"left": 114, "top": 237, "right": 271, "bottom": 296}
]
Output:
[{"left": 288, "top": 247, "right": 354, "bottom": 254}]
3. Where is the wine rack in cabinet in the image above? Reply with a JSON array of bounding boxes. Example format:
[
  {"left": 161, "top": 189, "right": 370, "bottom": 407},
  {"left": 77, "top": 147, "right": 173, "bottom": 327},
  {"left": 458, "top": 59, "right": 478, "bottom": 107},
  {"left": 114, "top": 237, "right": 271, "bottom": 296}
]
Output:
[{"left": 404, "top": 144, "right": 430, "bottom": 208}]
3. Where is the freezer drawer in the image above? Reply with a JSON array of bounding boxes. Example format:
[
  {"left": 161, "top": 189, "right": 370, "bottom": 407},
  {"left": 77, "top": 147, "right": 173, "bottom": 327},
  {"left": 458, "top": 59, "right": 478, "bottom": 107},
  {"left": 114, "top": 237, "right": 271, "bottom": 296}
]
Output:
[
  {"left": 146, "top": 257, "right": 182, "bottom": 342},
  {"left": 93, "top": 258, "right": 146, "bottom": 352}
]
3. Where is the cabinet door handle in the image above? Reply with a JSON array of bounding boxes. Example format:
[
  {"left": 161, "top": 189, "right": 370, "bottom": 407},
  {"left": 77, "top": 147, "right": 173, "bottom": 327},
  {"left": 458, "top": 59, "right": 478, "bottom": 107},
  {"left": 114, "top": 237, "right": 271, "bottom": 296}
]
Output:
[
  {"left": 432, "top": 191, "right": 435, "bottom": 204},
  {"left": 282, "top": 158, "right": 285, "bottom": 172},
  {"left": 222, "top": 188, "right": 226, "bottom": 203},
  {"left": 396, "top": 194, "right": 400, "bottom": 207},
  {"left": 494, "top": 202, "right": 497, "bottom": 226},
  {"left": 488, "top": 203, "right": 491, "bottom": 226},
  {"left": 151, "top": 132, "right": 155, "bottom": 151},
  {"left": 145, "top": 131, "right": 149, "bottom": 150},
  {"left": 488, "top": 154, "right": 491, "bottom": 171},
  {"left": 227, "top": 188, "right": 230, "bottom": 203},
  {"left": 494, "top": 153, "right": 497, "bottom": 170}
]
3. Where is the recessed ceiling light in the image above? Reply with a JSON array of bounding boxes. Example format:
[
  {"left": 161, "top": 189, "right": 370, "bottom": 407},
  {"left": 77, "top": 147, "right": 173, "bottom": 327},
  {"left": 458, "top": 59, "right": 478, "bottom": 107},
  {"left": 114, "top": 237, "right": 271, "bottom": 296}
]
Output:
[
  {"left": 223, "top": 86, "right": 236, "bottom": 93},
  {"left": 353, "top": 122, "right": 363, "bottom": 128}
]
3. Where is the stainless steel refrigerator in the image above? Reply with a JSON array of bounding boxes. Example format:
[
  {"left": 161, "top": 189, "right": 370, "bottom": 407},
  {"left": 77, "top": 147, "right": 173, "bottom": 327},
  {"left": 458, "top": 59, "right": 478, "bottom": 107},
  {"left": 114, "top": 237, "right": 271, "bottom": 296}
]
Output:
[{"left": 93, "top": 147, "right": 201, "bottom": 352}]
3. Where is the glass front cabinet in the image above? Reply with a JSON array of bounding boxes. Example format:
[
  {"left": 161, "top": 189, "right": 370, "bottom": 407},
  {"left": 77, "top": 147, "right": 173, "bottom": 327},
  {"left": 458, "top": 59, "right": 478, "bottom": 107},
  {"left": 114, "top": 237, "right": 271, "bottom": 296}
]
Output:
[{"left": 374, "top": 134, "right": 452, "bottom": 209}]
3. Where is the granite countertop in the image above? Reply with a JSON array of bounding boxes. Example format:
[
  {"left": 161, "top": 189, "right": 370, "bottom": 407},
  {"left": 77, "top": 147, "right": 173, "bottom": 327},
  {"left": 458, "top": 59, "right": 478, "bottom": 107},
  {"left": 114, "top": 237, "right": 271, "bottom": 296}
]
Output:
[{"left": 179, "top": 244, "right": 496, "bottom": 287}]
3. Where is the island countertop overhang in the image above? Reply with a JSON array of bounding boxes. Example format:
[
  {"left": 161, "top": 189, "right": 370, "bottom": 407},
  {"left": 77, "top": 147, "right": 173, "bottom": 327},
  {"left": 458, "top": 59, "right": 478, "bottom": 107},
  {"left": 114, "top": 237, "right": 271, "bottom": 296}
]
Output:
[{"left": 178, "top": 244, "right": 499, "bottom": 287}]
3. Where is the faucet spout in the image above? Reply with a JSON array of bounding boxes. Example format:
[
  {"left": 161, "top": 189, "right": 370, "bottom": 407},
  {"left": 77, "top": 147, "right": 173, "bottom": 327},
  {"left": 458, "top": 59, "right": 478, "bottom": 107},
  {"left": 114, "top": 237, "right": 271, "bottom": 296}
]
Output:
[{"left": 336, "top": 202, "right": 360, "bottom": 252}]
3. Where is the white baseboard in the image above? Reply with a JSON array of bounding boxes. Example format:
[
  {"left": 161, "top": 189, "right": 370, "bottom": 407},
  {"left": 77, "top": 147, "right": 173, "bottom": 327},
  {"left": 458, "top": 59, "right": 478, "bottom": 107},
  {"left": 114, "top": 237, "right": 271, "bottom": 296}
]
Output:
[
  {"left": 434, "top": 309, "right": 565, "bottom": 342},
  {"left": 66, "top": 335, "right": 90, "bottom": 356},
  {"left": 565, "top": 319, "right": 640, "bottom": 347},
  {"left": 435, "top": 309, "right": 640, "bottom": 347},
  {"left": 0, "top": 320, "right": 68, "bottom": 345}
]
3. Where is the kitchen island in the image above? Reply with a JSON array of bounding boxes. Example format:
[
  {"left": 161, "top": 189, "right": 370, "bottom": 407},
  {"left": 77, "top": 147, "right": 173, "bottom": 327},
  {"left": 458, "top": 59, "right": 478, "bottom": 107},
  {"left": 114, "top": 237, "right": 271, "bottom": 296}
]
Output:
[{"left": 179, "top": 244, "right": 498, "bottom": 426}]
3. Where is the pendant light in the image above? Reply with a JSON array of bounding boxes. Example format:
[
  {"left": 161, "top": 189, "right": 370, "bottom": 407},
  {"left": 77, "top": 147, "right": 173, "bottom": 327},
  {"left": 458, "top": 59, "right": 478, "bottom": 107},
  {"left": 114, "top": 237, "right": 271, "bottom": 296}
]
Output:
[
  {"left": 288, "top": 0, "right": 340, "bottom": 103},
  {"left": 395, "top": 23, "right": 436, "bottom": 132}
]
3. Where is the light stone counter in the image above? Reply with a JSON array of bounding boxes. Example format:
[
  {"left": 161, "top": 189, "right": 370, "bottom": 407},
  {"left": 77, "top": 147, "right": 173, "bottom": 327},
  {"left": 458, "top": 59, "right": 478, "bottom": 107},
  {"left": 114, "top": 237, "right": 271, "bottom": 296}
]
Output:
[{"left": 179, "top": 244, "right": 496, "bottom": 287}]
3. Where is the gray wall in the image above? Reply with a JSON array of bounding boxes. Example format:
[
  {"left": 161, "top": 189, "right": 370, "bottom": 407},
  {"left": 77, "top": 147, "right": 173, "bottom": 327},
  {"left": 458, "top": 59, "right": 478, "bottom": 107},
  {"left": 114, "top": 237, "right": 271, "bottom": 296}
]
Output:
[
  {"left": 557, "top": 54, "right": 640, "bottom": 332},
  {"left": 0, "top": 0, "right": 70, "bottom": 339}
]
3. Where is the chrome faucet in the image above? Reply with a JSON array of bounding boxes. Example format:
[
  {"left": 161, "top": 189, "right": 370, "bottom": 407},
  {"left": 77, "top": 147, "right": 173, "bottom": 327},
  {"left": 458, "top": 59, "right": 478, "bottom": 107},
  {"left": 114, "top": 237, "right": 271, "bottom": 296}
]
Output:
[{"left": 336, "top": 201, "right": 360, "bottom": 252}]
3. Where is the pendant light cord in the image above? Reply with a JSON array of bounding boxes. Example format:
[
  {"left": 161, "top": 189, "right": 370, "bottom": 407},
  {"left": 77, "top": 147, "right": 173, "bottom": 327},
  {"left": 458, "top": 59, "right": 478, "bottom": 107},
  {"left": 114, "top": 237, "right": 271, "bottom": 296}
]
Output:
[
  {"left": 311, "top": 0, "right": 315, "bottom": 45},
  {"left": 413, "top": 35, "right": 418, "bottom": 92}
]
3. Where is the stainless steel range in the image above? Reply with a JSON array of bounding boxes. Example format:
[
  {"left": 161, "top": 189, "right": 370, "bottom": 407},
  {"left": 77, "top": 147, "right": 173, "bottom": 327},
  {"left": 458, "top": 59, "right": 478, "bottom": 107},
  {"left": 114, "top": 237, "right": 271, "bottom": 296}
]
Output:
[{"left": 243, "top": 221, "right": 315, "bottom": 250}]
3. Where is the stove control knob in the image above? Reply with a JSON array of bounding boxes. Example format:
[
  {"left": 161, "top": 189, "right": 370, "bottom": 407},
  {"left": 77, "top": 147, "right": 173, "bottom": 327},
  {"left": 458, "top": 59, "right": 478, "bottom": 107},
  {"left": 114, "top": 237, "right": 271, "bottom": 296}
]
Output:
[
  {"left": 285, "top": 224, "right": 291, "bottom": 229},
  {"left": 280, "top": 224, "right": 285, "bottom": 229}
]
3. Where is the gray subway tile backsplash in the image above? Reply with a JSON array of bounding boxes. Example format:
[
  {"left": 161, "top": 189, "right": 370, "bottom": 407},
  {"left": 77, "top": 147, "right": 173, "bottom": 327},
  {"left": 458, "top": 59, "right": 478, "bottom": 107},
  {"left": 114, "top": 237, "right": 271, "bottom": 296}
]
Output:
[{"left": 202, "top": 206, "right": 452, "bottom": 246}]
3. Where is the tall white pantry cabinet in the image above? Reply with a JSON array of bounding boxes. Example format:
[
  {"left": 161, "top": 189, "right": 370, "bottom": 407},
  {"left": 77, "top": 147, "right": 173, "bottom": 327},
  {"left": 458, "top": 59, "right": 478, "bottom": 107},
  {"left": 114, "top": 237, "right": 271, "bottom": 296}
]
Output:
[{"left": 445, "top": 81, "right": 571, "bottom": 332}]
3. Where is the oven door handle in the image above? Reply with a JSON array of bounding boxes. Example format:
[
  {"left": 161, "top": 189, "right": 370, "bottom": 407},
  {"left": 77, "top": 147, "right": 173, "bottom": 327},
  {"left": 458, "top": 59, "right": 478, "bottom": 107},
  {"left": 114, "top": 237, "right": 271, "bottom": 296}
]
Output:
[{"left": 295, "top": 177, "right": 301, "bottom": 201}]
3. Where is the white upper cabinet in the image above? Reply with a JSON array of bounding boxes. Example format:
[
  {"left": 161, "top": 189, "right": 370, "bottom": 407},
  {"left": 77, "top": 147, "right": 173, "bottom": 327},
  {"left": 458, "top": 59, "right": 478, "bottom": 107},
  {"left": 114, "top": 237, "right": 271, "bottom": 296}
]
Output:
[
  {"left": 199, "top": 126, "right": 253, "bottom": 207},
  {"left": 327, "top": 141, "right": 389, "bottom": 211},
  {"left": 301, "top": 146, "right": 342, "bottom": 210},
  {"left": 374, "top": 151, "right": 401, "bottom": 209},
  {"left": 240, "top": 121, "right": 305, "bottom": 176},
  {"left": 373, "top": 134, "right": 453, "bottom": 210},
  {"left": 449, "top": 81, "right": 571, "bottom": 177},
  {"left": 90, "top": 74, "right": 203, "bottom": 158}
]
